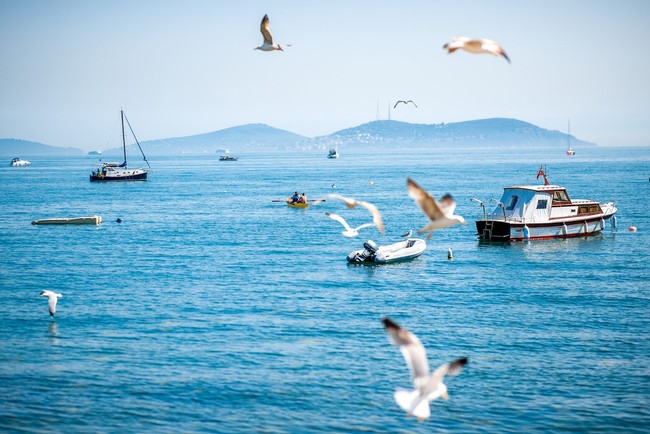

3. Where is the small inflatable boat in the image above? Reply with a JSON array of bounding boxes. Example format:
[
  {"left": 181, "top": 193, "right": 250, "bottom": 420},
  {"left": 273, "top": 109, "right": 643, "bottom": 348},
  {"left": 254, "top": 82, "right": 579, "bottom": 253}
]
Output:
[{"left": 347, "top": 238, "right": 426, "bottom": 264}]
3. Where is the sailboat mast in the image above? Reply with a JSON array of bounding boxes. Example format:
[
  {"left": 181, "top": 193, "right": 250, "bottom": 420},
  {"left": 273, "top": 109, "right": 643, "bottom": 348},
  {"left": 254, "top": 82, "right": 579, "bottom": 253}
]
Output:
[{"left": 121, "top": 109, "right": 127, "bottom": 166}]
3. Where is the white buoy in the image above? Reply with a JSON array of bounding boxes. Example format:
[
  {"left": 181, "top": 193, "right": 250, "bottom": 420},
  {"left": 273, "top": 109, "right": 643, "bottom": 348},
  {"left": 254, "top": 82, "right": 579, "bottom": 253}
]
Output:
[
  {"left": 523, "top": 225, "right": 530, "bottom": 240},
  {"left": 447, "top": 248, "right": 453, "bottom": 260},
  {"left": 612, "top": 216, "right": 617, "bottom": 229}
]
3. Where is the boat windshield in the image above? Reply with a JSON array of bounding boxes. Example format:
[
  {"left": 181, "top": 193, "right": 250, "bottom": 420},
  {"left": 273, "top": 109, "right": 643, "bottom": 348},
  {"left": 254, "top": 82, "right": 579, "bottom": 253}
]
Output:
[{"left": 552, "top": 190, "right": 570, "bottom": 203}]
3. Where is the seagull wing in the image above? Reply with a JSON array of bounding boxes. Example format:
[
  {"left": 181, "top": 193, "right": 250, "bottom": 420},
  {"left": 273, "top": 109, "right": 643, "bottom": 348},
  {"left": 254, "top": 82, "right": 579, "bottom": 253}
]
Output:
[
  {"left": 357, "top": 201, "right": 385, "bottom": 235},
  {"left": 383, "top": 317, "right": 430, "bottom": 390},
  {"left": 481, "top": 39, "right": 510, "bottom": 63},
  {"left": 407, "top": 178, "right": 445, "bottom": 222},
  {"left": 325, "top": 211, "right": 353, "bottom": 231},
  {"left": 430, "top": 357, "right": 468, "bottom": 390},
  {"left": 323, "top": 193, "right": 357, "bottom": 208},
  {"left": 260, "top": 14, "right": 273, "bottom": 45},
  {"left": 394, "top": 100, "right": 406, "bottom": 108},
  {"left": 407, "top": 100, "right": 418, "bottom": 108},
  {"left": 354, "top": 222, "right": 377, "bottom": 232},
  {"left": 444, "top": 36, "right": 470, "bottom": 49},
  {"left": 438, "top": 194, "right": 457, "bottom": 218}
]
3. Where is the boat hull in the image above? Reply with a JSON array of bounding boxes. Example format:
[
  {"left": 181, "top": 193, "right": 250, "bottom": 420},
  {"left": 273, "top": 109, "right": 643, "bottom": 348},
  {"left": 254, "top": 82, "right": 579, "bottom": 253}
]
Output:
[
  {"left": 476, "top": 213, "right": 616, "bottom": 241},
  {"left": 347, "top": 238, "right": 426, "bottom": 264},
  {"left": 90, "top": 170, "right": 148, "bottom": 181},
  {"left": 287, "top": 202, "right": 308, "bottom": 208}
]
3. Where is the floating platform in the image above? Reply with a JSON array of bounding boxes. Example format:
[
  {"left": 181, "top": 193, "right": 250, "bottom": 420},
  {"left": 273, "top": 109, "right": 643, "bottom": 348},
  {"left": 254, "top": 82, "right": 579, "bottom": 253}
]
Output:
[{"left": 32, "top": 215, "right": 102, "bottom": 225}]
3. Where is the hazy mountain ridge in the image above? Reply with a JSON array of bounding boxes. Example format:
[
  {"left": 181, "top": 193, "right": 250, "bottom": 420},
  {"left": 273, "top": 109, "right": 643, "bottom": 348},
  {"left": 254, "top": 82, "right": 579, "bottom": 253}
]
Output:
[
  {"left": 1, "top": 118, "right": 596, "bottom": 156},
  {"left": 307, "top": 118, "right": 596, "bottom": 150},
  {"left": 0, "top": 138, "right": 84, "bottom": 156}
]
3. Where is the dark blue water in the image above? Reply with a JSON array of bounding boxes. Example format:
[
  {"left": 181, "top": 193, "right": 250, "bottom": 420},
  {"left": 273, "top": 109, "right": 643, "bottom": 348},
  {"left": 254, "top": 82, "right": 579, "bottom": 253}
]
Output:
[{"left": 1, "top": 147, "right": 649, "bottom": 433}]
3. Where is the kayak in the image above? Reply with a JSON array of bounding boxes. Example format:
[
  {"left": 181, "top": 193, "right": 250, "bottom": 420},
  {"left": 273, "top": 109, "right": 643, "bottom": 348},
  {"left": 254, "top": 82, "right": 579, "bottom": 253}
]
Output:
[{"left": 287, "top": 202, "right": 308, "bottom": 208}]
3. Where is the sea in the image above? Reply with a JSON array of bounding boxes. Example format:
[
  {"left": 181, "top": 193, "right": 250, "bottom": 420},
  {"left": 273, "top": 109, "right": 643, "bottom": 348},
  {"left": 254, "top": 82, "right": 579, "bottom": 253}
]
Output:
[{"left": 1, "top": 146, "right": 649, "bottom": 433}]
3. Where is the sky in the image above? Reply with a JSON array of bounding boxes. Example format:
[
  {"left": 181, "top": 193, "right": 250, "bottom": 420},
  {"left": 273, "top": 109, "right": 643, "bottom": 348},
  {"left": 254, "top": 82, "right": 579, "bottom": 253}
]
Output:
[{"left": 1, "top": 0, "right": 649, "bottom": 150}]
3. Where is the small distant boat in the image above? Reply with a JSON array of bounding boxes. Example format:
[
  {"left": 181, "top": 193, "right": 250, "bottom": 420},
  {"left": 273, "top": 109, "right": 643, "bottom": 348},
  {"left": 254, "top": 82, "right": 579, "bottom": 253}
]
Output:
[
  {"left": 347, "top": 238, "right": 426, "bottom": 264},
  {"left": 32, "top": 215, "right": 102, "bottom": 225},
  {"left": 566, "top": 119, "right": 575, "bottom": 156},
  {"left": 10, "top": 158, "right": 31, "bottom": 167},
  {"left": 327, "top": 148, "right": 340, "bottom": 159},
  {"left": 219, "top": 151, "right": 239, "bottom": 161},
  {"left": 90, "top": 110, "right": 150, "bottom": 181},
  {"left": 88, "top": 150, "right": 102, "bottom": 156},
  {"left": 472, "top": 167, "right": 617, "bottom": 241}
]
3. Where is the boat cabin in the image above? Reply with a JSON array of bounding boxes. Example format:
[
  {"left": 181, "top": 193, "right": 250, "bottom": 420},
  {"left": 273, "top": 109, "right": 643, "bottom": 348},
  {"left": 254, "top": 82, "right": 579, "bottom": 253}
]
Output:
[{"left": 490, "top": 185, "right": 602, "bottom": 223}]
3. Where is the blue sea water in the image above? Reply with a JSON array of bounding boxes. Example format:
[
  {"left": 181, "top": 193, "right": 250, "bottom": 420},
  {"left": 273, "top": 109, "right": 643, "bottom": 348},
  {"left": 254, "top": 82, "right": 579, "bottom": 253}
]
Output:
[{"left": 1, "top": 146, "right": 649, "bottom": 433}]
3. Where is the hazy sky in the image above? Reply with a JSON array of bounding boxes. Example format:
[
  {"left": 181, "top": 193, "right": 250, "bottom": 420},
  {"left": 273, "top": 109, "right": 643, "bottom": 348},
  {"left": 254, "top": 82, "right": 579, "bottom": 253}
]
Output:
[{"left": 1, "top": 0, "right": 649, "bottom": 150}]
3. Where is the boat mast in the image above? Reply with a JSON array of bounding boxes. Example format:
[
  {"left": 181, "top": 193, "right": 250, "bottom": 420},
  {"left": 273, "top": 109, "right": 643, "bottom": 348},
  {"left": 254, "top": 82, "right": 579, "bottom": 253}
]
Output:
[{"left": 121, "top": 109, "right": 127, "bottom": 166}]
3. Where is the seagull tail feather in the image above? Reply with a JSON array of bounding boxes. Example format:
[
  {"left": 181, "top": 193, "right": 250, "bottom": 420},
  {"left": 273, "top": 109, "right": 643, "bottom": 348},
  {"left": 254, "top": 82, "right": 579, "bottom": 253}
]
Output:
[{"left": 394, "top": 389, "right": 430, "bottom": 420}]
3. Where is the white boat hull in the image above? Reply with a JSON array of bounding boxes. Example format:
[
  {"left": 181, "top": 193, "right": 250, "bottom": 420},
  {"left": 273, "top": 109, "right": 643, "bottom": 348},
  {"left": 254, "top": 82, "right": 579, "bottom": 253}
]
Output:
[
  {"left": 477, "top": 205, "right": 617, "bottom": 241},
  {"left": 347, "top": 238, "right": 426, "bottom": 264}
]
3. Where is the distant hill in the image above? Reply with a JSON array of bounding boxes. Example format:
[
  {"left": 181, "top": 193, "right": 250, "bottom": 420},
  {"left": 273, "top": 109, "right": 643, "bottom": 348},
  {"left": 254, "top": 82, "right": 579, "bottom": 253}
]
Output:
[
  {"left": 0, "top": 138, "right": 84, "bottom": 156},
  {"left": 102, "top": 123, "right": 307, "bottom": 156},
  {"left": 2, "top": 118, "right": 598, "bottom": 156},
  {"left": 304, "top": 118, "right": 597, "bottom": 150}
]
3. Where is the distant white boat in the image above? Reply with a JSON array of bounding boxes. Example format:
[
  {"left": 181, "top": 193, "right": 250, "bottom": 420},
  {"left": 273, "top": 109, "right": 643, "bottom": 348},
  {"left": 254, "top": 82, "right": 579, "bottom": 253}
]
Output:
[
  {"left": 10, "top": 157, "right": 30, "bottom": 167},
  {"left": 566, "top": 119, "right": 575, "bottom": 156},
  {"left": 88, "top": 150, "right": 102, "bottom": 156},
  {"left": 219, "top": 150, "right": 239, "bottom": 161}
]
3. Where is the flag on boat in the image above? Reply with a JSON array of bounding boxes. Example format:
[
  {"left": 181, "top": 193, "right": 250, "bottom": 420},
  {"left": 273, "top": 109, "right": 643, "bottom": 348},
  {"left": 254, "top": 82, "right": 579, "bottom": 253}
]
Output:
[{"left": 536, "top": 166, "right": 544, "bottom": 179}]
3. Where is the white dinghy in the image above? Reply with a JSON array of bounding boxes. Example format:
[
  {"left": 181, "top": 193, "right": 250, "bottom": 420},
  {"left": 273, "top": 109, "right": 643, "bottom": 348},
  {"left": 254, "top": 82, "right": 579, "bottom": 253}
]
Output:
[{"left": 347, "top": 238, "right": 426, "bottom": 264}]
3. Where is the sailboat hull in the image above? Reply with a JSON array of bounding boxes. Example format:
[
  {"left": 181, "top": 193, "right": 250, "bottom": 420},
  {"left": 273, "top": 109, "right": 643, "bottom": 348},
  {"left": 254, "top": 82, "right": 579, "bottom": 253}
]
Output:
[{"left": 90, "top": 169, "right": 148, "bottom": 181}]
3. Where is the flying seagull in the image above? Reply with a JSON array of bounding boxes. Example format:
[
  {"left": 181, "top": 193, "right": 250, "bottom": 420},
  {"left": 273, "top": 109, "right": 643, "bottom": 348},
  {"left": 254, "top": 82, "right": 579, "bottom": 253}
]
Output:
[
  {"left": 382, "top": 317, "right": 468, "bottom": 422},
  {"left": 312, "top": 194, "right": 385, "bottom": 235},
  {"left": 443, "top": 37, "right": 511, "bottom": 63},
  {"left": 394, "top": 100, "right": 418, "bottom": 109},
  {"left": 255, "top": 14, "right": 288, "bottom": 51},
  {"left": 40, "top": 290, "right": 62, "bottom": 318},
  {"left": 407, "top": 178, "right": 465, "bottom": 239},
  {"left": 325, "top": 211, "right": 377, "bottom": 238}
]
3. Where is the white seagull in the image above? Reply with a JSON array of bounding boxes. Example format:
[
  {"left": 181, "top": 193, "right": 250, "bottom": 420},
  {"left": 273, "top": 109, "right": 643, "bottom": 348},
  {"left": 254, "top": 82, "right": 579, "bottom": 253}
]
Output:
[
  {"left": 255, "top": 14, "right": 288, "bottom": 51},
  {"left": 407, "top": 178, "right": 466, "bottom": 239},
  {"left": 325, "top": 211, "right": 377, "bottom": 238},
  {"left": 394, "top": 100, "right": 418, "bottom": 109},
  {"left": 312, "top": 194, "right": 385, "bottom": 235},
  {"left": 443, "top": 37, "right": 511, "bottom": 63},
  {"left": 40, "top": 290, "right": 62, "bottom": 318},
  {"left": 382, "top": 317, "right": 468, "bottom": 422}
]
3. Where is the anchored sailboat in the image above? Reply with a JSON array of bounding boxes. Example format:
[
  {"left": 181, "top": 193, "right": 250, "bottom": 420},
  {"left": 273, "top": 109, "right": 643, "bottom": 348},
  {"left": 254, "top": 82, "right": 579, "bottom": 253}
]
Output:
[
  {"left": 90, "top": 110, "right": 150, "bottom": 181},
  {"left": 566, "top": 119, "right": 575, "bottom": 156}
]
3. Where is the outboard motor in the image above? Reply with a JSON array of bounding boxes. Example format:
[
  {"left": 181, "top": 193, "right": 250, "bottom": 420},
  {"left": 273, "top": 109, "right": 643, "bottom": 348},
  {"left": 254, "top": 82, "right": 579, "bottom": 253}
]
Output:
[
  {"left": 363, "top": 240, "right": 379, "bottom": 254},
  {"left": 348, "top": 240, "right": 379, "bottom": 263}
]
